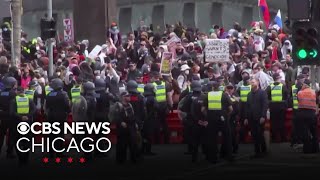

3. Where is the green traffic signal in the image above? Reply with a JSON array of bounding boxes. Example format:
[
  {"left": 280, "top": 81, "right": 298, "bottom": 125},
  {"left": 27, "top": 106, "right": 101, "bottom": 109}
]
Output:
[
  {"left": 310, "top": 49, "right": 318, "bottom": 58},
  {"left": 297, "top": 49, "right": 307, "bottom": 59}
]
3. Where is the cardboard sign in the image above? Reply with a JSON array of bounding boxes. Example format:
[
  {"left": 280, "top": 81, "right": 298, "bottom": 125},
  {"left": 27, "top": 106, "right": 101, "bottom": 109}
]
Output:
[
  {"left": 160, "top": 52, "right": 173, "bottom": 76},
  {"left": 88, "top": 45, "right": 102, "bottom": 60},
  {"left": 166, "top": 35, "right": 181, "bottom": 59},
  {"left": 204, "top": 39, "right": 229, "bottom": 63}
]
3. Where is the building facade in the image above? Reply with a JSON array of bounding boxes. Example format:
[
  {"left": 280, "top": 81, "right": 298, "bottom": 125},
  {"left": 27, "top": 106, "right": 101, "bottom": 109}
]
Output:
[{"left": 0, "top": 0, "right": 287, "bottom": 47}]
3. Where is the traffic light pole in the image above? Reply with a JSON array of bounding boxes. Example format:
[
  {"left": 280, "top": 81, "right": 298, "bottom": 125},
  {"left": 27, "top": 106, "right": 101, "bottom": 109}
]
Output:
[
  {"left": 11, "top": 0, "right": 22, "bottom": 67},
  {"left": 47, "top": 0, "right": 54, "bottom": 77}
]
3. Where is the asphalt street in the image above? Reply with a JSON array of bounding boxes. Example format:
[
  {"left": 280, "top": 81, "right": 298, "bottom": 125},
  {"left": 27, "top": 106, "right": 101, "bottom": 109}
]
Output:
[{"left": 1, "top": 143, "right": 320, "bottom": 179}]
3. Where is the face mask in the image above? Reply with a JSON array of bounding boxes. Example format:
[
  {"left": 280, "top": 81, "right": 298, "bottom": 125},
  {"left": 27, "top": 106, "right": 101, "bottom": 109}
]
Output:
[
  {"left": 36, "top": 46, "right": 40, "bottom": 51},
  {"left": 57, "top": 72, "right": 61, "bottom": 76},
  {"left": 112, "top": 26, "right": 117, "bottom": 30},
  {"left": 37, "top": 54, "right": 41, "bottom": 59},
  {"left": 61, "top": 54, "right": 66, "bottom": 58},
  {"left": 185, "top": 70, "right": 190, "bottom": 75}
]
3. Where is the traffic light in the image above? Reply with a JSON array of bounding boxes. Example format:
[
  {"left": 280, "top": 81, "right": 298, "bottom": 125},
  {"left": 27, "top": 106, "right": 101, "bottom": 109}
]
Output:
[
  {"left": 40, "top": 18, "right": 56, "bottom": 41},
  {"left": 292, "top": 21, "right": 320, "bottom": 65}
]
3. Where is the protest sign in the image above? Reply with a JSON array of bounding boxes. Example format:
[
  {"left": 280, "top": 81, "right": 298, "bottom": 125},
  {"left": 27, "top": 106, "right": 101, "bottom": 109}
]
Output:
[
  {"left": 204, "top": 39, "right": 229, "bottom": 63},
  {"left": 160, "top": 52, "right": 173, "bottom": 75},
  {"left": 88, "top": 45, "right": 102, "bottom": 60},
  {"left": 166, "top": 35, "right": 181, "bottom": 59}
]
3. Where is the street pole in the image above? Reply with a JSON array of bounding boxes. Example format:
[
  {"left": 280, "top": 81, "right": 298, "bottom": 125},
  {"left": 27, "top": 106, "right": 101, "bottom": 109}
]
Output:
[
  {"left": 47, "top": 0, "right": 54, "bottom": 77},
  {"left": 11, "top": 0, "right": 22, "bottom": 67}
]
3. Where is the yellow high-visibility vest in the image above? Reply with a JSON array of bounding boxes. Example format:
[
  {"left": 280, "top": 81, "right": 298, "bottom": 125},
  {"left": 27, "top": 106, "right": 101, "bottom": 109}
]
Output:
[
  {"left": 137, "top": 84, "right": 145, "bottom": 94},
  {"left": 208, "top": 91, "right": 223, "bottom": 110},
  {"left": 45, "top": 85, "right": 53, "bottom": 96},
  {"left": 24, "top": 89, "right": 35, "bottom": 100},
  {"left": 292, "top": 85, "right": 298, "bottom": 109},
  {"left": 271, "top": 83, "right": 283, "bottom": 102},
  {"left": 153, "top": 81, "right": 166, "bottom": 102},
  {"left": 16, "top": 96, "right": 29, "bottom": 114},
  {"left": 71, "top": 86, "right": 81, "bottom": 103},
  {"left": 240, "top": 85, "right": 251, "bottom": 102}
]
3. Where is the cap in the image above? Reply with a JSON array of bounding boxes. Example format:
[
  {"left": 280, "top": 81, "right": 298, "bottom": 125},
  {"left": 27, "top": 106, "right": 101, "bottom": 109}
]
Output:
[
  {"left": 226, "top": 83, "right": 234, "bottom": 89},
  {"left": 16, "top": 86, "right": 24, "bottom": 93},
  {"left": 297, "top": 74, "right": 305, "bottom": 80},
  {"left": 120, "top": 91, "right": 130, "bottom": 97}
]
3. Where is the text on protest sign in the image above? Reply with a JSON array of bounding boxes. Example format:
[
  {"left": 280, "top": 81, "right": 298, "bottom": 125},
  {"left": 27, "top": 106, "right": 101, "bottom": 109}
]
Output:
[{"left": 204, "top": 39, "right": 229, "bottom": 63}]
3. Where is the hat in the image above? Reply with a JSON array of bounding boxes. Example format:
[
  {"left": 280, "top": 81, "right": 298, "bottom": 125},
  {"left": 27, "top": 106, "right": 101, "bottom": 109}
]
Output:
[
  {"left": 209, "top": 81, "right": 220, "bottom": 89},
  {"left": 226, "top": 83, "right": 234, "bottom": 89},
  {"left": 254, "top": 28, "right": 264, "bottom": 34},
  {"left": 241, "top": 70, "right": 250, "bottom": 75},
  {"left": 120, "top": 91, "right": 130, "bottom": 97},
  {"left": 303, "top": 79, "right": 311, "bottom": 86},
  {"left": 101, "top": 44, "right": 108, "bottom": 51},
  {"left": 17, "top": 87, "right": 24, "bottom": 93},
  {"left": 272, "top": 73, "right": 281, "bottom": 80},
  {"left": 111, "top": 22, "right": 117, "bottom": 27},
  {"left": 297, "top": 74, "right": 305, "bottom": 80},
  {"left": 180, "top": 64, "right": 190, "bottom": 72}
]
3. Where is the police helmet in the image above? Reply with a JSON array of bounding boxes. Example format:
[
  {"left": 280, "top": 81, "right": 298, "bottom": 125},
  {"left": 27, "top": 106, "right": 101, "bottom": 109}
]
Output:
[
  {"left": 51, "top": 78, "right": 64, "bottom": 90},
  {"left": 29, "top": 80, "right": 38, "bottom": 87},
  {"left": 191, "top": 80, "right": 202, "bottom": 92},
  {"left": 127, "top": 80, "right": 138, "bottom": 93},
  {"left": 143, "top": 83, "right": 155, "bottom": 96},
  {"left": 83, "top": 81, "right": 95, "bottom": 94},
  {"left": 4, "top": 77, "right": 17, "bottom": 89},
  {"left": 94, "top": 78, "right": 106, "bottom": 91}
]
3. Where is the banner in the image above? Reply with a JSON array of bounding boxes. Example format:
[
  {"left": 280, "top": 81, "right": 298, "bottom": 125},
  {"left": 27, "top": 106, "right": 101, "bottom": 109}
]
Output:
[
  {"left": 63, "top": 18, "right": 74, "bottom": 42},
  {"left": 204, "top": 39, "right": 229, "bottom": 63},
  {"left": 160, "top": 52, "right": 173, "bottom": 75}
]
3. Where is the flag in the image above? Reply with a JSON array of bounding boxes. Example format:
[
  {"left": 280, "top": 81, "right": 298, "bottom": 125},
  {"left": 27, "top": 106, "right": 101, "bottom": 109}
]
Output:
[
  {"left": 258, "top": 0, "right": 270, "bottom": 28},
  {"left": 273, "top": 9, "right": 282, "bottom": 29}
]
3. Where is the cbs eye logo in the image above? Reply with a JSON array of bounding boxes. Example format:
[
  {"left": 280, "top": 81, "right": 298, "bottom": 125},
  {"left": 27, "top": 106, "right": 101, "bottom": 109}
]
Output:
[{"left": 17, "top": 122, "right": 30, "bottom": 135}]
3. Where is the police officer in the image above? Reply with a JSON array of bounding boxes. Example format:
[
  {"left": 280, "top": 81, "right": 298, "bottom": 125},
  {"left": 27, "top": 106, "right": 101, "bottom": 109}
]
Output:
[
  {"left": 297, "top": 79, "right": 319, "bottom": 153},
  {"left": 70, "top": 77, "right": 82, "bottom": 104},
  {"left": 203, "top": 81, "right": 233, "bottom": 163},
  {"left": 266, "top": 73, "right": 288, "bottom": 142},
  {"left": 115, "top": 91, "right": 138, "bottom": 163},
  {"left": 0, "top": 77, "right": 17, "bottom": 158},
  {"left": 225, "top": 84, "right": 240, "bottom": 154},
  {"left": 152, "top": 72, "right": 170, "bottom": 144},
  {"left": 237, "top": 71, "right": 251, "bottom": 142},
  {"left": 10, "top": 87, "right": 35, "bottom": 165},
  {"left": 290, "top": 74, "right": 305, "bottom": 147},
  {"left": 25, "top": 80, "right": 42, "bottom": 111},
  {"left": 82, "top": 81, "right": 97, "bottom": 159},
  {"left": 45, "top": 78, "right": 70, "bottom": 157},
  {"left": 142, "top": 83, "right": 157, "bottom": 155},
  {"left": 136, "top": 72, "right": 145, "bottom": 94},
  {"left": 94, "top": 78, "right": 115, "bottom": 156},
  {"left": 186, "top": 81, "right": 206, "bottom": 162}
]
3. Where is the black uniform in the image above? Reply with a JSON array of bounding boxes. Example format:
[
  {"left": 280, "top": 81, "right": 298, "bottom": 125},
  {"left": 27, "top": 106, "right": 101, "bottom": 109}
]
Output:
[
  {"left": 94, "top": 90, "right": 114, "bottom": 156},
  {"left": 83, "top": 92, "right": 97, "bottom": 158},
  {"left": 45, "top": 90, "right": 70, "bottom": 157},
  {"left": 227, "top": 93, "right": 240, "bottom": 154},
  {"left": 142, "top": 94, "right": 157, "bottom": 154},
  {"left": 10, "top": 96, "right": 35, "bottom": 164},
  {"left": 203, "top": 92, "right": 233, "bottom": 163},
  {"left": 115, "top": 103, "right": 138, "bottom": 163},
  {"left": 246, "top": 89, "right": 268, "bottom": 156},
  {"left": 266, "top": 82, "right": 288, "bottom": 142},
  {"left": 186, "top": 91, "right": 206, "bottom": 162},
  {"left": 0, "top": 89, "right": 16, "bottom": 157}
]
